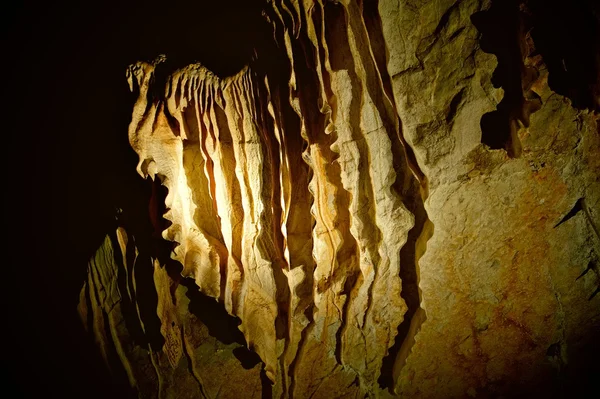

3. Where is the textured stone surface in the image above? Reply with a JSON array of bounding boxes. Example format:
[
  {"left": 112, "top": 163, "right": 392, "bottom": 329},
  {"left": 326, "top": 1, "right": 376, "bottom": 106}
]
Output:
[
  {"left": 379, "top": 0, "right": 599, "bottom": 397},
  {"left": 78, "top": 226, "right": 264, "bottom": 399},
  {"left": 126, "top": 0, "right": 415, "bottom": 391},
  {"left": 78, "top": 0, "right": 599, "bottom": 397}
]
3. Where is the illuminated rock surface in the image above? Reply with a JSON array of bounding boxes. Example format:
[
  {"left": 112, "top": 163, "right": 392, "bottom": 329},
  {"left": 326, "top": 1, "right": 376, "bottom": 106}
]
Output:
[{"left": 77, "top": 0, "right": 599, "bottom": 397}]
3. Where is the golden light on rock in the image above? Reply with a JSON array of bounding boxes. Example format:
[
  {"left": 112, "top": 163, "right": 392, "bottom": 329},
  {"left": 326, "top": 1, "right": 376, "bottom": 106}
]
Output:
[{"left": 75, "top": 0, "right": 599, "bottom": 397}]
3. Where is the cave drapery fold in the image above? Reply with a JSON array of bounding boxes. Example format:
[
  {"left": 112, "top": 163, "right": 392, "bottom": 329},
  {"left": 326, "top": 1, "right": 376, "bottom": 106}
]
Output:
[{"left": 77, "top": 0, "right": 599, "bottom": 397}]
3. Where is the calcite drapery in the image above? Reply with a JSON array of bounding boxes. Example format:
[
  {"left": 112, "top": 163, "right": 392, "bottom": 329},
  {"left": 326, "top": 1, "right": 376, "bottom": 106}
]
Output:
[
  {"left": 78, "top": 0, "right": 599, "bottom": 397},
  {"left": 126, "top": 0, "right": 415, "bottom": 394}
]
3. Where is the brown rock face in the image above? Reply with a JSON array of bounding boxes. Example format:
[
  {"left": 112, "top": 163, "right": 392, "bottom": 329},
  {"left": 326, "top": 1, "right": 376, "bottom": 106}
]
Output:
[{"left": 77, "top": 0, "right": 599, "bottom": 397}]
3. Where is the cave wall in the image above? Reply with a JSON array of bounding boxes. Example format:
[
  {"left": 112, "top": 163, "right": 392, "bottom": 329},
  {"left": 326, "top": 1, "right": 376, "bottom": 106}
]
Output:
[
  {"left": 29, "top": 0, "right": 598, "bottom": 398},
  {"left": 379, "top": 0, "right": 600, "bottom": 396}
]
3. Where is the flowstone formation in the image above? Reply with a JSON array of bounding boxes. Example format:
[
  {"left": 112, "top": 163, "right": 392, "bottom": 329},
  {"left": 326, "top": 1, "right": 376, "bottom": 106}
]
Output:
[
  {"left": 126, "top": 2, "right": 416, "bottom": 392},
  {"left": 79, "top": 0, "right": 599, "bottom": 397}
]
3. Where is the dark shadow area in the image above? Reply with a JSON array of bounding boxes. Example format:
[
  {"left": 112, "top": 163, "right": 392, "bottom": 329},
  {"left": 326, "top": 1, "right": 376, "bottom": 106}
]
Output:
[
  {"left": 261, "top": 368, "right": 274, "bottom": 399},
  {"left": 471, "top": 0, "right": 541, "bottom": 158},
  {"left": 471, "top": 0, "right": 599, "bottom": 157},
  {"left": 110, "top": 206, "right": 166, "bottom": 353},
  {"left": 527, "top": 0, "right": 600, "bottom": 112},
  {"left": 378, "top": 176, "right": 428, "bottom": 390},
  {"left": 554, "top": 197, "right": 584, "bottom": 228},
  {"left": 148, "top": 170, "right": 263, "bottom": 372},
  {"left": 362, "top": 0, "right": 432, "bottom": 387},
  {"left": 181, "top": 274, "right": 262, "bottom": 369}
]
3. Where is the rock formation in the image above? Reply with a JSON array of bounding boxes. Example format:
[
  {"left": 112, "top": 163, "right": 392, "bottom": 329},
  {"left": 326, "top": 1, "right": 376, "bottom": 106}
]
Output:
[{"left": 78, "top": 0, "right": 599, "bottom": 397}]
